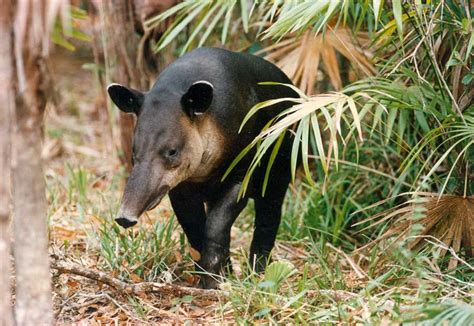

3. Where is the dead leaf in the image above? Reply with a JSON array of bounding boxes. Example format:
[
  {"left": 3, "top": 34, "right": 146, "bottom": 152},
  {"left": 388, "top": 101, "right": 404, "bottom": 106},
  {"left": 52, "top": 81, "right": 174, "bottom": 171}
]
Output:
[
  {"left": 189, "top": 247, "right": 201, "bottom": 261},
  {"left": 130, "top": 273, "right": 143, "bottom": 283}
]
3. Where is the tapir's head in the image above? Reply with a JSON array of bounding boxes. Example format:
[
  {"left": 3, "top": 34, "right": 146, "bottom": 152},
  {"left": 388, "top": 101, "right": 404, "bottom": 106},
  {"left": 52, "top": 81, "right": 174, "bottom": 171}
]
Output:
[{"left": 107, "top": 81, "right": 218, "bottom": 228}]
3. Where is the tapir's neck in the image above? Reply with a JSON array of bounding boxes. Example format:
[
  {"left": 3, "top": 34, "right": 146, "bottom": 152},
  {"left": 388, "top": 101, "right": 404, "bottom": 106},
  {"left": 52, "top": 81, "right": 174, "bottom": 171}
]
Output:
[{"left": 188, "top": 117, "right": 225, "bottom": 182}]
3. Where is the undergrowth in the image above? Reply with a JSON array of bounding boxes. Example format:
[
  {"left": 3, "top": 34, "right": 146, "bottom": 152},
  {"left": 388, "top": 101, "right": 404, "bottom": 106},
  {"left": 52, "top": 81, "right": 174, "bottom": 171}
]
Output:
[{"left": 46, "top": 154, "right": 473, "bottom": 324}]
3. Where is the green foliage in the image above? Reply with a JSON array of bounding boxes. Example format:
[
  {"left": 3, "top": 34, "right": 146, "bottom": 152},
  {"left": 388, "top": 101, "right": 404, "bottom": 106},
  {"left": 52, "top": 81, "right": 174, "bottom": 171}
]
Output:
[
  {"left": 147, "top": 0, "right": 410, "bottom": 53},
  {"left": 214, "top": 228, "right": 473, "bottom": 324},
  {"left": 223, "top": 86, "right": 366, "bottom": 198},
  {"left": 51, "top": 6, "right": 91, "bottom": 51},
  {"left": 146, "top": 0, "right": 250, "bottom": 54},
  {"left": 224, "top": 0, "right": 472, "bottom": 200},
  {"left": 405, "top": 301, "right": 474, "bottom": 325},
  {"left": 261, "top": 260, "right": 296, "bottom": 293}
]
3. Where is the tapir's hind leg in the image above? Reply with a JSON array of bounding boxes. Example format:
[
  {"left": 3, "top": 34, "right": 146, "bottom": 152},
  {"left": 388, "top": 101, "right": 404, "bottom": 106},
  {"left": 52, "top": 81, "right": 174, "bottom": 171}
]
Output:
[
  {"left": 169, "top": 184, "right": 206, "bottom": 253},
  {"left": 250, "top": 152, "right": 291, "bottom": 272}
]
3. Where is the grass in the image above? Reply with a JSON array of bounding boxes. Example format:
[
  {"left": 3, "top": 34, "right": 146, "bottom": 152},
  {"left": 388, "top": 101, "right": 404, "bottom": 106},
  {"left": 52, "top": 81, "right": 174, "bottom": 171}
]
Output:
[
  {"left": 93, "top": 215, "right": 177, "bottom": 282},
  {"left": 211, "top": 230, "right": 473, "bottom": 324}
]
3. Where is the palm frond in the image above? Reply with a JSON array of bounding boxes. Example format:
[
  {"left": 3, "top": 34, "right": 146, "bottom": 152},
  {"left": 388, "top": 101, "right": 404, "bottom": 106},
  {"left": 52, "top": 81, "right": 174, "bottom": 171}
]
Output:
[
  {"left": 355, "top": 193, "right": 474, "bottom": 264},
  {"left": 223, "top": 84, "right": 367, "bottom": 198},
  {"left": 145, "top": 0, "right": 249, "bottom": 54},
  {"left": 261, "top": 28, "right": 375, "bottom": 93},
  {"left": 261, "top": 0, "right": 383, "bottom": 40},
  {"left": 405, "top": 300, "right": 474, "bottom": 325}
]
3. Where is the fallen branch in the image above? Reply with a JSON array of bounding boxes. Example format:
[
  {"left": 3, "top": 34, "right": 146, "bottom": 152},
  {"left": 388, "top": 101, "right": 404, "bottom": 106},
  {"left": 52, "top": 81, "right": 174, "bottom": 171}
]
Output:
[{"left": 51, "top": 261, "right": 224, "bottom": 300}]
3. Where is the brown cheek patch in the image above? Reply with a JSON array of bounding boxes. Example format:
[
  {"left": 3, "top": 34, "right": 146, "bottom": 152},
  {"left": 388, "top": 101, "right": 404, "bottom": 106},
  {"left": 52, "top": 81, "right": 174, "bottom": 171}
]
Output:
[
  {"left": 161, "top": 168, "right": 181, "bottom": 189},
  {"left": 192, "top": 117, "right": 226, "bottom": 179}
]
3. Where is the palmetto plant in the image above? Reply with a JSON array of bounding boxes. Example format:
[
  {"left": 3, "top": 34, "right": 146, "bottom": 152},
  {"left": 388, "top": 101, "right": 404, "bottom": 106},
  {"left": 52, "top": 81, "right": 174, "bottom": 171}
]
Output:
[
  {"left": 259, "top": 28, "right": 376, "bottom": 93},
  {"left": 150, "top": 0, "right": 473, "bottom": 261},
  {"left": 147, "top": 1, "right": 379, "bottom": 93},
  {"left": 146, "top": 0, "right": 253, "bottom": 54}
]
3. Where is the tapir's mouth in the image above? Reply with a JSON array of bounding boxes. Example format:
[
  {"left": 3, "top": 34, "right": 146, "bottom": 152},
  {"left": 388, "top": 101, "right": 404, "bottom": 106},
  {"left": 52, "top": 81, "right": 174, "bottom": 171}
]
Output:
[
  {"left": 144, "top": 186, "right": 170, "bottom": 212},
  {"left": 145, "top": 195, "right": 163, "bottom": 212}
]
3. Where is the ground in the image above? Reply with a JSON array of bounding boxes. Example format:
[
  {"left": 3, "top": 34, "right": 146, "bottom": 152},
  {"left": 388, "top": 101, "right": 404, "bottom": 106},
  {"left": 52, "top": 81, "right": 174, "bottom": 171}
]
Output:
[{"left": 45, "top": 49, "right": 473, "bottom": 324}]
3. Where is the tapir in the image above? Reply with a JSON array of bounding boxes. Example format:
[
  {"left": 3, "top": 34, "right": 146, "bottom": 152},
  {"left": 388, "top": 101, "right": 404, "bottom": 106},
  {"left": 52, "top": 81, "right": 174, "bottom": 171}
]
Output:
[{"left": 107, "top": 47, "right": 298, "bottom": 288}]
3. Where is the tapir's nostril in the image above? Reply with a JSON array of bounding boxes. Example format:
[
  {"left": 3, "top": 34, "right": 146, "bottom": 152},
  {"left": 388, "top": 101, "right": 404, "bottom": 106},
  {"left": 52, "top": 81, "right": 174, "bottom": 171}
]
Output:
[{"left": 115, "top": 216, "right": 138, "bottom": 228}]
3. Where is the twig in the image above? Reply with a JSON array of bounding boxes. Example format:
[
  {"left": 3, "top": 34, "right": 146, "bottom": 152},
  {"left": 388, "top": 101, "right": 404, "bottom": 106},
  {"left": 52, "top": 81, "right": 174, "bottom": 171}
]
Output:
[
  {"left": 51, "top": 261, "right": 225, "bottom": 300},
  {"left": 62, "top": 294, "right": 107, "bottom": 313}
]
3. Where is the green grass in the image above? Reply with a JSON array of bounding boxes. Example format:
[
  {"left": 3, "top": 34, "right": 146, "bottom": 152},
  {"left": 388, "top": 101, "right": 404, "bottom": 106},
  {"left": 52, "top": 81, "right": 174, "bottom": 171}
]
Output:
[
  {"left": 93, "top": 215, "right": 177, "bottom": 281},
  {"left": 214, "top": 232, "right": 473, "bottom": 324}
]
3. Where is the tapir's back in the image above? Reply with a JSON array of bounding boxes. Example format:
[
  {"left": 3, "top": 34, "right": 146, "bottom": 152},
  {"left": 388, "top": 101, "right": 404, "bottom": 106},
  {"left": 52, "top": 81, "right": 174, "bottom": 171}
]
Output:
[
  {"left": 151, "top": 47, "right": 298, "bottom": 160},
  {"left": 154, "top": 47, "right": 296, "bottom": 114}
]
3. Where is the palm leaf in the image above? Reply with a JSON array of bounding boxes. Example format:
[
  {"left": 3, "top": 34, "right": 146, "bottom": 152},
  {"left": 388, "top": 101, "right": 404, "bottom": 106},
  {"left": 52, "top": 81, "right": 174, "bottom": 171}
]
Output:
[{"left": 356, "top": 193, "right": 474, "bottom": 262}]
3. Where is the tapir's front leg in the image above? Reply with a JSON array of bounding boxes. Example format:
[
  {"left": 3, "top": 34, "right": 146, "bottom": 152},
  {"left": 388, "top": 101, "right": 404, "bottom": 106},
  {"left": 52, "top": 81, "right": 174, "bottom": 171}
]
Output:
[
  {"left": 198, "top": 182, "right": 248, "bottom": 289},
  {"left": 169, "top": 184, "right": 206, "bottom": 253}
]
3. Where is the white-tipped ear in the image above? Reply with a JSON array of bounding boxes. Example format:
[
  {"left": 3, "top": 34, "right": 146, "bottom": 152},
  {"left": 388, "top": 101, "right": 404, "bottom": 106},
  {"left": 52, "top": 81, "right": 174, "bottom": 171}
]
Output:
[
  {"left": 107, "top": 83, "right": 122, "bottom": 91},
  {"left": 192, "top": 80, "right": 214, "bottom": 88},
  {"left": 181, "top": 80, "right": 214, "bottom": 116},
  {"left": 107, "top": 83, "right": 144, "bottom": 114}
]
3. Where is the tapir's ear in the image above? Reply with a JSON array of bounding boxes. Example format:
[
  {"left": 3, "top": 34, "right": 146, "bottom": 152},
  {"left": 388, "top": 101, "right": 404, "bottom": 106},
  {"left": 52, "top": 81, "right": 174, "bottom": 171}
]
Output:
[
  {"left": 181, "top": 81, "right": 214, "bottom": 116},
  {"left": 107, "top": 83, "right": 144, "bottom": 114}
]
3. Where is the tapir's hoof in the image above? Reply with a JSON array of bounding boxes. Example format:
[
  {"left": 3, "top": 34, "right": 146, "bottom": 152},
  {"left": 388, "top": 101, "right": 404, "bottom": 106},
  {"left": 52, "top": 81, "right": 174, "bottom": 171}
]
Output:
[
  {"left": 115, "top": 216, "right": 137, "bottom": 228},
  {"left": 198, "top": 275, "right": 220, "bottom": 289}
]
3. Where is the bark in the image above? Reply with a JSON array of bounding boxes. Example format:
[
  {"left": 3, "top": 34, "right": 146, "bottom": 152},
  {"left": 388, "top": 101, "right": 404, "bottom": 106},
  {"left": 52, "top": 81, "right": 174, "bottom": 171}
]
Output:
[
  {"left": 12, "top": 97, "right": 53, "bottom": 325},
  {"left": 104, "top": 0, "right": 139, "bottom": 173},
  {"left": 11, "top": 0, "right": 53, "bottom": 324},
  {"left": 0, "top": 0, "right": 14, "bottom": 324},
  {"left": 12, "top": 68, "right": 54, "bottom": 325}
]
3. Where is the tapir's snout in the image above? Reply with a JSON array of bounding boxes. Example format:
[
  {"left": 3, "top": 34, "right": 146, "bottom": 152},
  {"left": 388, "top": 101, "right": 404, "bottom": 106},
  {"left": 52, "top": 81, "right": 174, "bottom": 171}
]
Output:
[
  {"left": 115, "top": 203, "right": 139, "bottom": 228},
  {"left": 115, "top": 215, "right": 138, "bottom": 228},
  {"left": 114, "top": 162, "right": 170, "bottom": 229}
]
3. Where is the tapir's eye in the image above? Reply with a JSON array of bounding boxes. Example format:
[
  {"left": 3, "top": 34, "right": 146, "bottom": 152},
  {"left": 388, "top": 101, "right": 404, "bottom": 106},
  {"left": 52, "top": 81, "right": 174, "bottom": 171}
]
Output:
[
  {"left": 160, "top": 148, "right": 180, "bottom": 166},
  {"left": 167, "top": 149, "right": 178, "bottom": 158},
  {"left": 163, "top": 149, "right": 180, "bottom": 167},
  {"left": 163, "top": 149, "right": 178, "bottom": 159}
]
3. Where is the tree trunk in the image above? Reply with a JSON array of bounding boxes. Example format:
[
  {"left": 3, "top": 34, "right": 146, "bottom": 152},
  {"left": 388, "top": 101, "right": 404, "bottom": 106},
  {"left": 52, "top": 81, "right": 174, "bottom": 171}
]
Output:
[
  {"left": 12, "top": 98, "right": 53, "bottom": 325},
  {"left": 11, "top": 0, "right": 53, "bottom": 324},
  {"left": 0, "top": 0, "right": 14, "bottom": 324},
  {"left": 102, "top": 0, "right": 138, "bottom": 173},
  {"left": 102, "top": 0, "right": 173, "bottom": 173}
]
